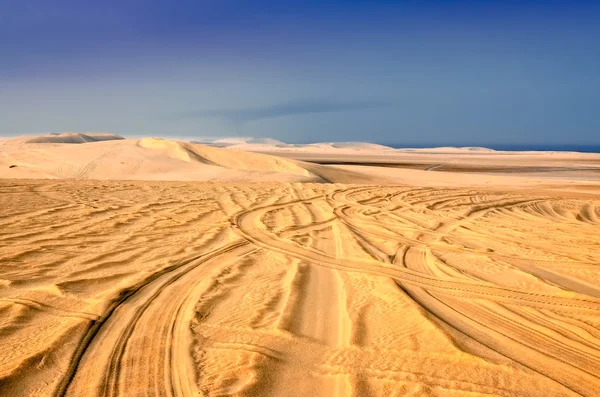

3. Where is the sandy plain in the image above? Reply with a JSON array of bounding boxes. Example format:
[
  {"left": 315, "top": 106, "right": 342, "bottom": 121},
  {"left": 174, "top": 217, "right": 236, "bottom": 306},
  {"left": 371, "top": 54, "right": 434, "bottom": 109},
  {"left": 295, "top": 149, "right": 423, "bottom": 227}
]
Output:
[{"left": 1, "top": 134, "right": 599, "bottom": 396}]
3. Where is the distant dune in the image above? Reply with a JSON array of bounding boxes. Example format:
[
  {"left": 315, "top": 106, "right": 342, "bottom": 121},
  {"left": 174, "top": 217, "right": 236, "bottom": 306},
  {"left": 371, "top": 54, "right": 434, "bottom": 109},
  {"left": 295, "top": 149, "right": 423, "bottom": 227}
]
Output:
[
  {"left": 187, "top": 136, "right": 515, "bottom": 154},
  {"left": 233, "top": 137, "right": 286, "bottom": 145},
  {"left": 217, "top": 139, "right": 398, "bottom": 153},
  {"left": 25, "top": 132, "right": 124, "bottom": 144},
  {"left": 195, "top": 137, "right": 287, "bottom": 147},
  {"left": 324, "top": 142, "right": 394, "bottom": 150},
  {"left": 204, "top": 138, "right": 501, "bottom": 154},
  {"left": 462, "top": 146, "right": 496, "bottom": 152},
  {"left": 189, "top": 137, "right": 499, "bottom": 153},
  {"left": 399, "top": 146, "right": 496, "bottom": 153}
]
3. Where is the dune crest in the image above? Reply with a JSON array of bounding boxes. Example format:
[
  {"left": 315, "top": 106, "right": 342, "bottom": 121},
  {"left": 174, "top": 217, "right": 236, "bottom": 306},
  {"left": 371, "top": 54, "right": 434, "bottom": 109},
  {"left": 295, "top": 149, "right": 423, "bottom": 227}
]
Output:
[
  {"left": 138, "top": 137, "right": 311, "bottom": 176},
  {"left": 137, "top": 137, "right": 192, "bottom": 162},
  {"left": 184, "top": 141, "right": 310, "bottom": 176},
  {"left": 26, "top": 132, "right": 124, "bottom": 144}
]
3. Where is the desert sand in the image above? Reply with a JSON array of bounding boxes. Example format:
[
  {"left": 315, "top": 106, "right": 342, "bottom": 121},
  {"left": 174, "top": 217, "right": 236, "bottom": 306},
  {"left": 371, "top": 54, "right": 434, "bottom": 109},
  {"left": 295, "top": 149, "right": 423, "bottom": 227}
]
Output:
[{"left": 1, "top": 134, "right": 599, "bottom": 396}]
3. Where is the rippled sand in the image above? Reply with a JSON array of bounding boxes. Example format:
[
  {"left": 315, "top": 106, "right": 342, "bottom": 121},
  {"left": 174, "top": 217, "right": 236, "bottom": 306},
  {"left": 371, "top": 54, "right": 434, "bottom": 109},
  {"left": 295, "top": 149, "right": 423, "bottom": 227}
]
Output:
[{"left": 1, "top": 179, "right": 599, "bottom": 396}]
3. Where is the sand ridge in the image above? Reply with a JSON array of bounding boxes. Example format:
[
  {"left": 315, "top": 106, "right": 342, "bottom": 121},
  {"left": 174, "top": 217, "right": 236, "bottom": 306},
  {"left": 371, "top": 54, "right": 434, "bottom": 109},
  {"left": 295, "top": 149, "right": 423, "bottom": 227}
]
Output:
[
  {"left": 0, "top": 137, "right": 320, "bottom": 182},
  {"left": 0, "top": 180, "right": 599, "bottom": 396},
  {"left": 25, "top": 132, "right": 124, "bottom": 144}
]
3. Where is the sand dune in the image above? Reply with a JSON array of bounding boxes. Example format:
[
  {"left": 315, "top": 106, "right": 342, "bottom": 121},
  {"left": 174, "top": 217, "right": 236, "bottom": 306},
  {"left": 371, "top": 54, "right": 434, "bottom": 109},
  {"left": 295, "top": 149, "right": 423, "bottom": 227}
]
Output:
[
  {"left": 399, "top": 146, "right": 496, "bottom": 153},
  {"left": 198, "top": 137, "right": 398, "bottom": 153},
  {"left": 209, "top": 139, "right": 499, "bottom": 154},
  {"left": 4, "top": 134, "right": 598, "bottom": 186},
  {"left": 192, "top": 137, "right": 287, "bottom": 148},
  {"left": 0, "top": 180, "right": 599, "bottom": 396},
  {"left": 216, "top": 137, "right": 286, "bottom": 145},
  {"left": 137, "top": 137, "right": 309, "bottom": 176},
  {"left": 25, "top": 132, "right": 124, "bottom": 144},
  {"left": 0, "top": 136, "right": 319, "bottom": 182},
  {"left": 326, "top": 142, "right": 394, "bottom": 150}
]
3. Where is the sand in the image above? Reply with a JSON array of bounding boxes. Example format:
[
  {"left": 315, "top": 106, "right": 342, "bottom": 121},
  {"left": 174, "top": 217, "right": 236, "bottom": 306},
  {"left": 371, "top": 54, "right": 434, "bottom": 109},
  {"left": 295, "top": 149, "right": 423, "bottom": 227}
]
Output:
[
  {"left": 2, "top": 135, "right": 600, "bottom": 186},
  {"left": 0, "top": 136, "right": 318, "bottom": 182},
  {"left": 24, "top": 132, "right": 125, "bottom": 144},
  {"left": 1, "top": 135, "right": 599, "bottom": 396}
]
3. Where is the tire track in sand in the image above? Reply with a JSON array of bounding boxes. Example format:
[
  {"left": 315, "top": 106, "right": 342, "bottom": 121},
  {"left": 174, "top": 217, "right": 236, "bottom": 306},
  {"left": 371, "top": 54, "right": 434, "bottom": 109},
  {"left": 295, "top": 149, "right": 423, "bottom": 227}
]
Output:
[
  {"left": 233, "top": 186, "right": 600, "bottom": 396},
  {"left": 232, "top": 195, "right": 600, "bottom": 312},
  {"left": 58, "top": 240, "right": 255, "bottom": 397}
]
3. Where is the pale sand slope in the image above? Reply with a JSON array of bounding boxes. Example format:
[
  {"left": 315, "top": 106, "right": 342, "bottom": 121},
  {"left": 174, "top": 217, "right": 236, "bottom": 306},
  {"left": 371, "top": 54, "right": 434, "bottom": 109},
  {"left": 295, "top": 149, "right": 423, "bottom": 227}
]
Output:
[
  {"left": 0, "top": 136, "right": 319, "bottom": 182},
  {"left": 1, "top": 180, "right": 600, "bottom": 396}
]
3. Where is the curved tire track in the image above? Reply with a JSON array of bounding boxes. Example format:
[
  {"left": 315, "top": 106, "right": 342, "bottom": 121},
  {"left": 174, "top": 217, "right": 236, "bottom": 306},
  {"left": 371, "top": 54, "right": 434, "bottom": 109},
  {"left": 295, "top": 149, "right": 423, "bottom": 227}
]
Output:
[{"left": 57, "top": 241, "right": 254, "bottom": 397}]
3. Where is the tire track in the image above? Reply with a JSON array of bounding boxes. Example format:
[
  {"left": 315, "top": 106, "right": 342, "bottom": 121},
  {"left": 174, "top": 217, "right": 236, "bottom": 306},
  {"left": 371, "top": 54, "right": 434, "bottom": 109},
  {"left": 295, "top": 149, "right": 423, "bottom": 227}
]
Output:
[
  {"left": 233, "top": 196, "right": 600, "bottom": 312},
  {"left": 233, "top": 186, "right": 600, "bottom": 395},
  {"left": 57, "top": 240, "right": 253, "bottom": 397},
  {"left": 3, "top": 181, "right": 600, "bottom": 396}
]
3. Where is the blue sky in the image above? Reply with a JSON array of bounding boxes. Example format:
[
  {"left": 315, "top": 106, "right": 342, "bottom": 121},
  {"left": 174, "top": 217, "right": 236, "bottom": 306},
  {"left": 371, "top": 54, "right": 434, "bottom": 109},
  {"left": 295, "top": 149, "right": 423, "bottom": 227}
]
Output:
[{"left": 1, "top": 0, "right": 599, "bottom": 144}]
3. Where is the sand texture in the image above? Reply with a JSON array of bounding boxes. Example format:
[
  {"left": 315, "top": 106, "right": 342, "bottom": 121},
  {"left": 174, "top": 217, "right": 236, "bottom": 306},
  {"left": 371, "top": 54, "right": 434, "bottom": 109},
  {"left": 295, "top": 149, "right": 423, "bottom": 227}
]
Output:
[{"left": 1, "top": 178, "right": 599, "bottom": 396}]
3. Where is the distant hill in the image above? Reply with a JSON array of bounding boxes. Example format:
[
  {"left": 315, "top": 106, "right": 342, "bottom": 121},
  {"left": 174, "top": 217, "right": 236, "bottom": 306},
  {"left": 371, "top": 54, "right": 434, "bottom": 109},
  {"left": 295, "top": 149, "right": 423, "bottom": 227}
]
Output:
[
  {"left": 191, "top": 137, "right": 287, "bottom": 149},
  {"left": 26, "top": 132, "right": 124, "bottom": 144},
  {"left": 321, "top": 142, "right": 394, "bottom": 150}
]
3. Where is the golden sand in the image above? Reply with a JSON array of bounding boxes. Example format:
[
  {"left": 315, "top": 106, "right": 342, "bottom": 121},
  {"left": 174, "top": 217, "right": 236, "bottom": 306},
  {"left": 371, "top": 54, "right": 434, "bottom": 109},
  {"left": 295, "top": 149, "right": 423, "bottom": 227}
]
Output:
[
  {"left": 0, "top": 179, "right": 598, "bottom": 396},
  {"left": 0, "top": 136, "right": 599, "bottom": 396}
]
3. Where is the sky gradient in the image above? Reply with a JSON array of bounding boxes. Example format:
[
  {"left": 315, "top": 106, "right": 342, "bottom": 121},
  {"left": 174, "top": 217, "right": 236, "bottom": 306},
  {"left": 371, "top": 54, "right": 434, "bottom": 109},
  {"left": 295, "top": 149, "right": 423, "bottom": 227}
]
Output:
[{"left": 1, "top": 0, "right": 599, "bottom": 144}]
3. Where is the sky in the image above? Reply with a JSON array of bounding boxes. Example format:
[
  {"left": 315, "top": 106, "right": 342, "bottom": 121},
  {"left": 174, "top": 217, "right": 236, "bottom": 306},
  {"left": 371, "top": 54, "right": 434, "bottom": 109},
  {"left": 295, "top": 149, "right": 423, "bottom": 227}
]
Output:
[{"left": 1, "top": 0, "right": 599, "bottom": 145}]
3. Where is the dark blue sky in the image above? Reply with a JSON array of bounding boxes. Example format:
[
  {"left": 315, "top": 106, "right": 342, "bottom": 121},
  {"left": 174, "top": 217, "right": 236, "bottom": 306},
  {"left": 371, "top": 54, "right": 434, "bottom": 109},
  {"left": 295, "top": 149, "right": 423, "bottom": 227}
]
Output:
[{"left": 1, "top": 0, "right": 599, "bottom": 144}]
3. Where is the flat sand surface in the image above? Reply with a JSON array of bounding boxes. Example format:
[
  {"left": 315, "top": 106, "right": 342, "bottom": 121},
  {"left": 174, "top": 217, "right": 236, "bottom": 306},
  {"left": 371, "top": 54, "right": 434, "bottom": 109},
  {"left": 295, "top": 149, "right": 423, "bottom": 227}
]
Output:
[{"left": 1, "top": 136, "right": 600, "bottom": 396}]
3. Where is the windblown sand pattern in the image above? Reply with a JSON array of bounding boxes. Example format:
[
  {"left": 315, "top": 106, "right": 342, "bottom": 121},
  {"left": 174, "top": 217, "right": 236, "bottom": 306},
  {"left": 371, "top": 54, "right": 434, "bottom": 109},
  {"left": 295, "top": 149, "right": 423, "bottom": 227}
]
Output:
[{"left": 1, "top": 180, "right": 599, "bottom": 396}]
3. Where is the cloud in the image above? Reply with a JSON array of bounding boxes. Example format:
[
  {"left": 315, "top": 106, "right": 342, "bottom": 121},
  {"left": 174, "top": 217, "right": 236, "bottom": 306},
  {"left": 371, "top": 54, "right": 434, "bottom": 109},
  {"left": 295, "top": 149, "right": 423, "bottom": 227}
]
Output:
[{"left": 174, "top": 98, "right": 390, "bottom": 123}]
